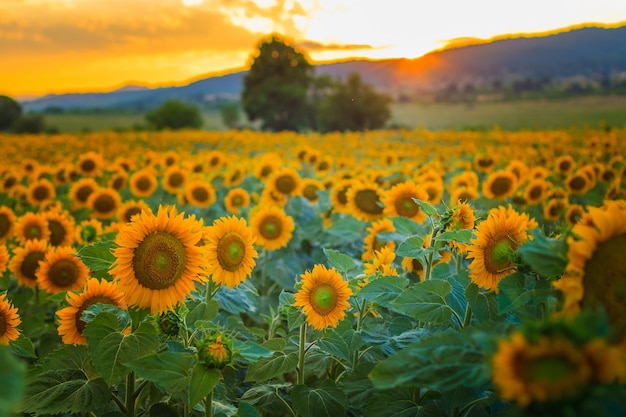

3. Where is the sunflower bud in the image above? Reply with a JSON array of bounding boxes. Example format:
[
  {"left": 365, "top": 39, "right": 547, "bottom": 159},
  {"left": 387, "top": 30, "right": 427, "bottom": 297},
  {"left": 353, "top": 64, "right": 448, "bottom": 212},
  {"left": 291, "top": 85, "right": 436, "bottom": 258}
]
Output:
[
  {"left": 157, "top": 310, "right": 182, "bottom": 337},
  {"left": 197, "top": 333, "right": 233, "bottom": 369}
]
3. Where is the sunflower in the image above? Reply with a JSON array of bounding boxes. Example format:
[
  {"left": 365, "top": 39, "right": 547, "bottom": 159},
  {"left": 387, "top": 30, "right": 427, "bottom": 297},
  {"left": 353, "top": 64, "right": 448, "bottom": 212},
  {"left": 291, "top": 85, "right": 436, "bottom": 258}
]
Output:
[
  {"left": 329, "top": 178, "right": 354, "bottom": 214},
  {"left": 363, "top": 246, "right": 398, "bottom": 277},
  {"left": 0, "top": 293, "right": 21, "bottom": 345},
  {"left": 76, "top": 151, "right": 104, "bottom": 177},
  {"left": 43, "top": 209, "right": 75, "bottom": 247},
  {"left": 26, "top": 178, "right": 56, "bottom": 207},
  {"left": 8, "top": 239, "right": 49, "bottom": 288},
  {"left": 184, "top": 180, "right": 216, "bottom": 209},
  {"left": 553, "top": 203, "right": 626, "bottom": 338},
  {"left": 523, "top": 178, "right": 551, "bottom": 205},
  {"left": 491, "top": 332, "right": 591, "bottom": 407},
  {"left": 161, "top": 150, "right": 180, "bottom": 168},
  {"left": 507, "top": 159, "right": 529, "bottom": 183},
  {"left": 204, "top": 216, "right": 258, "bottom": 289},
  {"left": 422, "top": 180, "right": 445, "bottom": 205},
  {"left": 446, "top": 201, "right": 476, "bottom": 253},
  {"left": 109, "top": 205, "right": 206, "bottom": 313},
  {"left": 300, "top": 178, "right": 323, "bottom": 204},
  {"left": 87, "top": 188, "right": 122, "bottom": 220},
  {"left": 74, "top": 218, "right": 104, "bottom": 245},
  {"left": 1, "top": 170, "right": 20, "bottom": 193},
  {"left": 108, "top": 169, "right": 128, "bottom": 191},
  {"left": 197, "top": 333, "right": 234, "bottom": 369},
  {"left": 450, "top": 171, "right": 479, "bottom": 190},
  {"left": 222, "top": 164, "right": 246, "bottom": 188},
  {"left": 294, "top": 264, "right": 353, "bottom": 331},
  {"left": 362, "top": 218, "right": 396, "bottom": 261},
  {"left": 56, "top": 278, "right": 127, "bottom": 345},
  {"left": 482, "top": 170, "right": 518, "bottom": 201},
  {"left": 565, "top": 171, "right": 591, "bottom": 195},
  {"left": 267, "top": 168, "right": 301, "bottom": 198},
  {"left": 555, "top": 155, "right": 576, "bottom": 176},
  {"left": 564, "top": 204, "right": 585, "bottom": 226},
  {"left": 259, "top": 186, "right": 288, "bottom": 207},
  {"left": 449, "top": 186, "right": 479, "bottom": 204},
  {"left": 466, "top": 205, "right": 535, "bottom": 291},
  {"left": 381, "top": 181, "right": 428, "bottom": 223},
  {"left": 224, "top": 188, "right": 251, "bottom": 214},
  {"left": 37, "top": 246, "right": 90, "bottom": 294},
  {"left": 129, "top": 168, "right": 158, "bottom": 198},
  {"left": 14, "top": 212, "right": 50, "bottom": 245},
  {"left": 117, "top": 200, "right": 151, "bottom": 224},
  {"left": 162, "top": 166, "right": 188, "bottom": 195},
  {"left": 0, "top": 245, "right": 8, "bottom": 274},
  {"left": 583, "top": 338, "right": 626, "bottom": 384},
  {"left": 402, "top": 256, "right": 426, "bottom": 281},
  {"left": 68, "top": 178, "right": 99, "bottom": 210},
  {"left": 543, "top": 198, "right": 568, "bottom": 222},
  {"left": 346, "top": 180, "right": 385, "bottom": 222},
  {"left": 474, "top": 154, "right": 496, "bottom": 173},
  {"left": 206, "top": 150, "right": 227, "bottom": 171},
  {"left": 0, "top": 206, "right": 16, "bottom": 242},
  {"left": 249, "top": 206, "right": 295, "bottom": 251},
  {"left": 252, "top": 154, "right": 280, "bottom": 180}
]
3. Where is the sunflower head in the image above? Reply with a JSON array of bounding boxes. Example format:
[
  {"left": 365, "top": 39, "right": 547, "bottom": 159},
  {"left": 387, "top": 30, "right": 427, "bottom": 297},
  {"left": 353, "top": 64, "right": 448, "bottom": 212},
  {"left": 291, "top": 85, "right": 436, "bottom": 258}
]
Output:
[
  {"left": 250, "top": 206, "right": 295, "bottom": 251},
  {"left": 0, "top": 293, "right": 21, "bottom": 345},
  {"left": 294, "top": 264, "right": 353, "bottom": 331},
  {"left": 157, "top": 310, "right": 183, "bottom": 337},
  {"left": 197, "top": 333, "right": 234, "bottom": 369}
]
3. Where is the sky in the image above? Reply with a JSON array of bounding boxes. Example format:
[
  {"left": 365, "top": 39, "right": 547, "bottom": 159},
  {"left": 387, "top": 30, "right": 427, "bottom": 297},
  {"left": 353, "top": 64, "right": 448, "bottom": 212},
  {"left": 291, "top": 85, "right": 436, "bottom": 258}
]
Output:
[{"left": 2, "top": 0, "right": 626, "bottom": 97}]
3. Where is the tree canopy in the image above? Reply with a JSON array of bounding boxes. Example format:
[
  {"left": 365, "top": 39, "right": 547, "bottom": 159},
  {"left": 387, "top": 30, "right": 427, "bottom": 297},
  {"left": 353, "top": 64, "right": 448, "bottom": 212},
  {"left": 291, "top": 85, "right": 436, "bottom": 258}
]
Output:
[
  {"left": 0, "top": 95, "right": 23, "bottom": 131},
  {"left": 145, "top": 100, "right": 203, "bottom": 130},
  {"left": 242, "top": 34, "right": 314, "bottom": 132}
]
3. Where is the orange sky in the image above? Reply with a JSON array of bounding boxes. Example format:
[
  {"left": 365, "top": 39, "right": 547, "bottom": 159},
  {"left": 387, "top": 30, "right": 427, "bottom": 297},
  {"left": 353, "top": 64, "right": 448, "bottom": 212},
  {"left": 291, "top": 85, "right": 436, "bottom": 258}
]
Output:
[{"left": 2, "top": 0, "right": 626, "bottom": 98}]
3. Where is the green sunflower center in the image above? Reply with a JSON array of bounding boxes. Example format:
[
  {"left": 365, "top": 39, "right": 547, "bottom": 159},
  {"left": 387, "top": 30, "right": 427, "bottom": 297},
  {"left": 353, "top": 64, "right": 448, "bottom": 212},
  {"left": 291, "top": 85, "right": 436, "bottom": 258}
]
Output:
[
  {"left": 310, "top": 284, "right": 337, "bottom": 314},
  {"left": 93, "top": 194, "right": 116, "bottom": 214},
  {"left": 355, "top": 189, "right": 383, "bottom": 215},
  {"left": 21, "top": 251, "right": 46, "bottom": 281},
  {"left": 29, "top": 225, "right": 42, "bottom": 239},
  {"left": 49, "top": 259, "right": 80, "bottom": 288},
  {"left": 48, "top": 220, "right": 66, "bottom": 246},
  {"left": 275, "top": 175, "right": 296, "bottom": 194},
  {"left": 133, "top": 231, "right": 187, "bottom": 290},
  {"left": 217, "top": 232, "right": 246, "bottom": 271},
  {"left": 484, "top": 237, "right": 515, "bottom": 274},
  {"left": 76, "top": 296, "right": 116, "bottom": 334},
  {"left": 527, "top": 355, "right": 575, "bottom": 384},
  {"left": 582, "top": 234, "right": 626, "bottom": 338},
  {"left": 81, "top": 225, "right": 97, "bottom": 243},
  {"left": 259, "top": 216, "right": 282, "bottom": 240},
  {"left": 233, "top": 196, "right": 243, "bottom": 206},
  {"left": 394, "top": 196, "right": 419, "bottom": 217}
]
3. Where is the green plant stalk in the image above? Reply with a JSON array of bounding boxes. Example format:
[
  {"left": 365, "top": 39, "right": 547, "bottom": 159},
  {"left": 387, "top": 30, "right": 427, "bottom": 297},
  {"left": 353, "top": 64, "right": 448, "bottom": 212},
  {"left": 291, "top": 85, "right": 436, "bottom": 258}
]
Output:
[
  {"left": 463, "top": 303, "right": 472, "bottom": 328},
  {"left": 204, "top": 389, "right": 213, "bottom": 417},
  {"left": 459, "top": 395, "right": 491, "bottom": 417},
  {"left": 424, "top": 225, "right": 440, "bottom": 281},
  {"left": 297, "top": 323, "right": 306, "bottom": 385},
  {"left": 262, "top": 249, "right": 268, "bottom": 294},
  {"left": 205, "top": 280, "right": 212, "bottom": 302},
  {"left": 126, "top": 372, "right": 136, "bottom": 417},
  {"left": 352, "top": 299, "right": 366, "bottom": 370}
]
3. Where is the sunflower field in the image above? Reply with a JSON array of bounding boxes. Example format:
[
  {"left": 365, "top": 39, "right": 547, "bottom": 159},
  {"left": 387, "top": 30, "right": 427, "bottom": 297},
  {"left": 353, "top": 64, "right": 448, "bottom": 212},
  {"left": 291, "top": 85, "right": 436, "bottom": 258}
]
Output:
[{"left": 1, "top": 128, "right": 626, "bottom": 417}]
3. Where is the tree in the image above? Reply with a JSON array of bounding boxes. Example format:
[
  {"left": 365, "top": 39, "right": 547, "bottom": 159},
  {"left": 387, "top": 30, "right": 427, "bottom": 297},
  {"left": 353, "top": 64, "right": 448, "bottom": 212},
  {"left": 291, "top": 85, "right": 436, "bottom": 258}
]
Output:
[
  {"left": 145, "top": 100, "right": 203, "bottom": 130},
  {"left": 220, "top": 102, "right": 241, "bottom": 129},
  {"left": 13, "top": 113, "right": 45, "bottom": 133},
  {"left": 316, "top": 73, "right": 391, "bottom": 132},
  {"left": 242, "top": 34, "right": 314, "bottom": 132},
  {"left": 0, "top": 95, "right": 23, "bottom": 131}
]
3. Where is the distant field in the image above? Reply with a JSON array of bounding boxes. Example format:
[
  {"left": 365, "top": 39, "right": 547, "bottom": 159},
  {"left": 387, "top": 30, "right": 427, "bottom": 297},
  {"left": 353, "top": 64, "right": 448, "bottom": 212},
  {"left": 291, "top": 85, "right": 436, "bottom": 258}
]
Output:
[{"left": 43, "top": 95, "right": 626, "bottom": 133}]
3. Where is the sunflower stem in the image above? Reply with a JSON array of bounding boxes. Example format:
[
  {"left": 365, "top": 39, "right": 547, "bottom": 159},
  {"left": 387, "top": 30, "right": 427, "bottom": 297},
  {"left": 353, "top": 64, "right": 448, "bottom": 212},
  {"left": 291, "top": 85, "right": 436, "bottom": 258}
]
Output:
[
  {"left": 352, "top": 299, "right": 366, "bottom": 370},
  {"left": 205, "top": 280, "right": 212, "bottom": 302},
  {"left": 204, "top": 389, "right": 213, "bottom": 417},
  {"left": 262, "top": 249, "right": 268, "bottom": 295},
  {"left": 458, "top": 395, "right": 491, "bottom": 417},
  {"left": 111, "top": 394, "right": 127, "bottom": 414},
  {"left": 125, "top": 372, "right": 136, "bottom": 417},
  {"left": 274, "top": 386, "right": 297, "bottom": 417},
  {"left": 455, "top": 250, "right": 464, "bottom": 275},
  {"left": 463, "top": 303, "right": 472, "bottom": 328},
  {"left": 297, "top": 323, "right": 306, "bottom": 385}
]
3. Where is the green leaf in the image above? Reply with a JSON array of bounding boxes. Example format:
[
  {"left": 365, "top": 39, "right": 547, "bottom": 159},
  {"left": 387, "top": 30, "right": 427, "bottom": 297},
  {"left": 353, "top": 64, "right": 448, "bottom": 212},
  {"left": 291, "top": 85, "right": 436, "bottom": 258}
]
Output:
[
  {"left": 391, "top": 216, "right": 427, "bottom": 238},
  {"left": 237, "top": 401, "right": 263, "bottom": 417},
  {"left": 233, "top": 340, "right": 274, "bottom": 362},
  {"left": 395, "top": 235, "right": 426, "bottom": 258},
  {"left": 325, "top": 215, "right": 367, "bottom": 242},
  {"left": 81, "top": 303, "right": 130, "bottom": 330},
  {"left": 244, "top": 352, "right": 298, "bottom": 382},
  {"left": 76, "top": 240, "right": 116, "bottom": 273},
  {"left": 518, "top": 230, "right": 568, "bottom": 277},
  {"left": 214, "top": 283, "right": 257, "bottom": 314},
  {"left": 497, "top": 273, "right": 534, "bottom": 315},
  {"left": 21, "top": 369, "right": 110, "bottom": 414},
  {"left": 9, "top": 333, "right": 36, "bottom": 359},
  {"left": 188, "top": 363, "right": 221, "bottom": 408},
  {"left": 83, "top": 312, "right": 159, "bottom": 386},
  {"left": 413, "top": 199, "right": 437, "bottom": 216},
  {"left": 465, "top": 283, "right": 498, "bottom": 322},
  {"left": 125, "top": 351, "right": 194, "bottom": 392},
  {"left": 358, "top": 275, "right": 409, "bottom": 308},
  {"left": 323, "top": 248, "right": 357, "bottom": 274},
  {"left": 435, "top": 229, "right": 473, "bottom": 244},
  {"left": 0, "top": 346, "right": 25, "bottom": 415},
  {"left": 291, "top": 380, "right": 348, "bottom": 417},
  {"left": 393, "top": 279, "right": 453, "bottom": 324},
  {"left": 364, "top": 389, "right": 443, "bottom": 417},
  {"left": 186, "top": 300, "right": 219, "bottom": 328},
  {"left": 240, "top": 383, "right": 292, "bottom": 416}
]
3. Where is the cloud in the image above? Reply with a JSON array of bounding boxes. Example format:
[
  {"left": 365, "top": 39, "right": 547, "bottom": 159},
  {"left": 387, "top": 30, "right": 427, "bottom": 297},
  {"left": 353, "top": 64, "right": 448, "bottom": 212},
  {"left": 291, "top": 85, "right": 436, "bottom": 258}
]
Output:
[{"left": 296, "top": 39, "right": 375, "bottom": 52}]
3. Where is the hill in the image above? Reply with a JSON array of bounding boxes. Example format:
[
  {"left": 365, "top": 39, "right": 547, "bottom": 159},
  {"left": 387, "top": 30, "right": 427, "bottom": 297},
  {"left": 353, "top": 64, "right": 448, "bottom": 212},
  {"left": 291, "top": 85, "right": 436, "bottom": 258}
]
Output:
[{"left": 22, "top": 23, "right": 626, "bottom": 112}]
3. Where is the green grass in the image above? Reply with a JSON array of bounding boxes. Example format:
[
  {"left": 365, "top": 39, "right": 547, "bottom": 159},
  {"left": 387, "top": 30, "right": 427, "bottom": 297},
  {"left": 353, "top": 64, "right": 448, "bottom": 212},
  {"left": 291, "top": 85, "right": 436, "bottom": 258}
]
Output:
[
  {"left": 389, "top": 95, "right": 626, "bottom": 131},
  {"left": 42, "top": 95, "right": 626, "bottom": 133}
]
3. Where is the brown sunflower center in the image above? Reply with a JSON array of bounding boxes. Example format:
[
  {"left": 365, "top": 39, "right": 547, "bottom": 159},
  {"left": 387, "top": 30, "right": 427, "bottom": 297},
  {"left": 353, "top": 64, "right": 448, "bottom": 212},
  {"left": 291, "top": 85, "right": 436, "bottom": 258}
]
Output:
[
  {"left": 485, "top": 237, "right": 515, "bottom": 273},
  {"left": 124, "top": 207, "right": 143, "bottom": 223},
  {"left": 260, "top": 165, "right": 272, "bottom": 178},
  {"left": 275, "top": 175, "right": 296, "bottom": 194},
  {"left": 568, "top": 176, "right": 587, "bottom": 192},
  {"left": 80, "top": 159, "right": 96, "bottom": 173},
  {"left": 0, "top": 313, "right": 6, "bottom": 336},
  {"left": 48, "top": 220, "right": 67, "bottom": 246},
  {"left": 318, "top": 161, "right": 329, "bottom": 171},
  {"left": 478, "top": 157, "right": 494, "bottom": 168},
  {"left": 310, "top": 284, "right": 337, "bottom": 315},
  {"left": 93, "top": 194, "right": 116, "bottom": 214},
  {"left": 33, "top": 185, "right": 50, "bottom": 201},
  {"left": 133, "top": 231, "right": 187, "bottom": 290},
  {"left": 558, "top": 160, "right": 572, "bottom": 173},
  {"left": 582, "top": 234, "right": 626, "bottom": 338},
  {"left": 136, "top": 176, "right": 152, "bottom": 191},
  {"left": 192, "top": 186, "right": 209, "bottom": 202},
  {"left": 75, "top": 296, "right": 117, "bottom": 334},
  {"left": 0, "top": 213, "right": 10, "bottom": 238},
  {"left": 394, "top": 196, "right": 419, "bottom": 217},
  {"left": 76, "top": 185, "right": 94, "bottom": 203},
  {"left": 528, "top": 185, "right": 543, "bottom": 201},
  {"left": 112, "top": 176, "right": 125, "bottom": 190},
  {"left": 259, "top": 215, "right": 282, "bottom": 240},
  {"left": 303, "top": 184, "right": 319, "bottom": 201},
  {"left": 216, "top": 232, "right": 246, "bottom": 271},
  {"left": 21, "top": 251, "right": 46, "bottom": 280},
  {"left": 168, "top": 172, "right": 184, "bottom": 188},
  {"left": 337, "top": 187, "right": 349, "bottom": 205},
  {"left": 3, "top": 176, "right": 17, "bottom": 189},
  {"left": 490, "top": 176, "right": 514, "bottom": 197},
  {"left": 354, "top": 189, "right": 383, "bottom": 215},
  {"left": 49, "top": 259, "right": 80, "bottom": 288}
]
